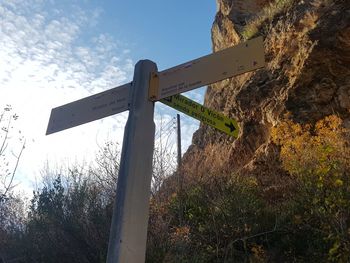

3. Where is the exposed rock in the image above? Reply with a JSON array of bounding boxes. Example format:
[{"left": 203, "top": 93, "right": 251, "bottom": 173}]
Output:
[
  {"left": 216, "top": 0, "right": 275, "bottom": 27},
  {"left": 183, "top": 0, "right": 350, "bottom": 191}
]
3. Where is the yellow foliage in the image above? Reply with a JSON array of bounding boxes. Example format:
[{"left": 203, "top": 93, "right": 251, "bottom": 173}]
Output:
[
  {"left": 272, "top": 114, "right": 350, "bottom": 261},
  {"left": 251, "top": 244, "right": 267, "bottom": 262},
  {"left": 271, "top": 115, "right": 350, "bottom": 177},
  {"left": 170, "top": 226, "right": 190, "bottom": 245}
]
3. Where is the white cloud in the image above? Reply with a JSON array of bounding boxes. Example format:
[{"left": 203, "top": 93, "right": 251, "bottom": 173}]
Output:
[
  {"left": 0, "top": 0, "right": 200, "bottom": 196},
  {"left": 0, "top": 0, "right": 133, "bottom": 194}
]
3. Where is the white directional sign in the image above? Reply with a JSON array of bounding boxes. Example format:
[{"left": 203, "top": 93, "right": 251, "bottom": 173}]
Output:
[
  {"left": 46, "top": 83, "right": 131, "bottom": 135},
  {"left": 149, "top": 37, "right": 265, "bottom": 101}
]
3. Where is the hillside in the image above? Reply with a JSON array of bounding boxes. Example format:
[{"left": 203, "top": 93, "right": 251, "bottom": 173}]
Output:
[
  {"left": 145, "top": 0, "right": 350, "bottom": 261},
  {"left": 183, "top": 0, "right": 350, "bottom": 194}
]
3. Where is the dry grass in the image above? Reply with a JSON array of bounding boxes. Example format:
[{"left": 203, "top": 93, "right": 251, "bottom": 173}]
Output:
[
  {"left": 262, "top": 2, "right": 331, "bottom": 87},
  {"left": 265, "top": 14, "right": 317, "bottom": 87},
  {"left": 241, "top": 0, "right": 296, "bottom": 40},
  {"left": 241, "top": 0, "right": 336, "bottom": 40}
]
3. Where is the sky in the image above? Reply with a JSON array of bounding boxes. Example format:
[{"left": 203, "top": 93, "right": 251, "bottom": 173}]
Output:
[{"left": 0, "top": 0, "right": 216, "bottom": 195}]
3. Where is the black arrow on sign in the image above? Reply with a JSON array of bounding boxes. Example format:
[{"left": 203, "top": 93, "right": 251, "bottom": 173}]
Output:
[
  {"left": 225, "top": 122, "right": 236, "bottom": 133},
  {"left": 162, "top": 96, "right": 173, "bottom": 103}
]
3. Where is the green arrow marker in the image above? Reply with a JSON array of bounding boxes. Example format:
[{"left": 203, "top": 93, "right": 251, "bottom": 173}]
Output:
[{"left": 161, "top": 94, "right": 239, "bottom": 137}]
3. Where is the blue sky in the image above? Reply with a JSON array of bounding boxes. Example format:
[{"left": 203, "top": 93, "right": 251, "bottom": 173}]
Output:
[
  {"left": 76, "top": 1, "right": 215, "bottom": 69},
  {"left": 0, "top": 0, "right": 216, "bottom": 194},
  {"left": 39, "top": 0, "right": 216, "bottom": 70}
]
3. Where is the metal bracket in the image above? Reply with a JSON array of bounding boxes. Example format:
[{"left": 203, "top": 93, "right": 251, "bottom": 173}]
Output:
[{"left": 148, "top": 72, "right": 159, "bottom": 101}]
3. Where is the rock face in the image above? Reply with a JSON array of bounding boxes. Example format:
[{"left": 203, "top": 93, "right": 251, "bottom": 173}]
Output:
[
  {"left": 183, "top": 0, "right": 350, "bottom": 192},
  {"left": 216, "top": 0, "right": 274, "bottom": 27}
]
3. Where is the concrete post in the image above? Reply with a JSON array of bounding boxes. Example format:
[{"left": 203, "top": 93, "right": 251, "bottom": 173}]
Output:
[{"left": 106, "top": 60, "right": 157, "bottom": 263}]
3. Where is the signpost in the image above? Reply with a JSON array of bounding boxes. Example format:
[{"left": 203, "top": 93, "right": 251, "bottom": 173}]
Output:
[
  {"left": 161, "top": 94, "right": 239, "bottom": 137},
  {"left": 106, "top": 60, "right": 156, "bottom": 263},
  {"left": 46, "top": 37, "right": 265, "bottom": 263}
]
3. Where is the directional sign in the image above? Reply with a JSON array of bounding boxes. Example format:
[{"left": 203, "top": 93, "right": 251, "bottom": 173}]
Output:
[
  {"left": 161, "top": 94, "right": 239, "bottom": 137},
  {"left": 47, "top": 34, "right": 266, "bottom": 262},
  {"left": 149, "top": 36, "right": 265, "bottom": 101},
  {"left": 46, "top": 83, "right": 131, "bottom": 135}
]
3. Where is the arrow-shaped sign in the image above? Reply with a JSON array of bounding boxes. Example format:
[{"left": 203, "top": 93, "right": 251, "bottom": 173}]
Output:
[
  {"left": 161, "top": 94, "right": 239, "bottom": 137},
  {"left": 149, "top": 36, "right": 265, "bottom": 101},
  {"left": 46, "top": 83, "right": 131, "bottom": 135}
]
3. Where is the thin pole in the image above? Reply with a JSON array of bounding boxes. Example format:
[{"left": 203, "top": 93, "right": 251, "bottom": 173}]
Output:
[
  {"left": 106, "top": 60, "right": 157, "bottom": 263},
  {"left": 176, "top": 114, "right": 183, "bottom": 225},
  {"left": 177, "top": 114, "right": 182, "bottom": 168}
]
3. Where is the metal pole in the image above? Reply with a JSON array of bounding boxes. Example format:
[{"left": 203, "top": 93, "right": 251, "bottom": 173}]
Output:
[
  {"left": 176, "top": 114, "right": 183, "bottom": 226},
  {"left": 176, "top": 114, "right": 182, "bottom": 168},
  {"left": 107, "top": 60, "right": 157, "bottom": 263}
]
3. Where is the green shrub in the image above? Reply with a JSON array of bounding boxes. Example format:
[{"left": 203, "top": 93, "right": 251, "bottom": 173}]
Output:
[{"left": 147, "top": 175, "right": 278, "bottom": 262}]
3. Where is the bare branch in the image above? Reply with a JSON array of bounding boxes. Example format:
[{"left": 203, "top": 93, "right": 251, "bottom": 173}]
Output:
[
  {"left": 3, "top": 140, "right": 25, "bottom": 197},
  {"left": 0, "top": 117, "right": 11, "bottom": 156}
]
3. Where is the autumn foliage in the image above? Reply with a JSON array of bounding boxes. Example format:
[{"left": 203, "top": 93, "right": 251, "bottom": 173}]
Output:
[
  {"left": 146, "top": 115, "right": 350, "bottom": 262},
  {"left": 1, "top": 115, "right": 349, "bottom": 262},
  {"left": 271, "top": 115, "right": 350, "bottom": 261}
]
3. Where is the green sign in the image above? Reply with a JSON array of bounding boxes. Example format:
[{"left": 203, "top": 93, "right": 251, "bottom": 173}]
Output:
[{"left": 161, "top": 94, "right": 239, "bottom": 137}]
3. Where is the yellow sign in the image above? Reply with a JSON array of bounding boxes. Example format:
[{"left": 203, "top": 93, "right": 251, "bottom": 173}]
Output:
[
  {"left": 149, "top": 36, "right": 265, "bottom": 101},
  {"left": 161, "top": 94, "right": 239, "bottom": 137}
]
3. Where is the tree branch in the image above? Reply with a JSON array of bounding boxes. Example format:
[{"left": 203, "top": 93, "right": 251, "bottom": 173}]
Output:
[{"left": 3, "top": 140, "right": 25, "bottom": 197}]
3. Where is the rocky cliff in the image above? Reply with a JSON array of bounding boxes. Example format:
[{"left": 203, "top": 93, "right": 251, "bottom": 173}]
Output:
[{"left": 183, "top": 0, "right": 350, "bottom": 194}]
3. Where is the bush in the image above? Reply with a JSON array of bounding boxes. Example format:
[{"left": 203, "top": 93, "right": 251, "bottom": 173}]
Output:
[
  {"left": 272, "top": 115, "right": 350, "bottom": 261},
  {"left": 147, "top": 114, "right": 350, "bottom": 262},
  {"left": 147, "top": 175, "right": 278, "bottom": 262},
  {"left": 25, "top": 174, "right": 112, "bottom": 263}
]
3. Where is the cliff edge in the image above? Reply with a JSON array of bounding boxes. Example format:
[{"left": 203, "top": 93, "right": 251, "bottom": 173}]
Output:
[{"left": 183, "top": 0, "right": 350, "bottom": 194}]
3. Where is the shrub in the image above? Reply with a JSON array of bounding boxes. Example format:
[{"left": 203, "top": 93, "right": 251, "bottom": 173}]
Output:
[
  {"left": 147, "top": 174, "right": 277, "bottom": 262},
  {"left": 272, "top": 115, "right": 350, "bottom": 261}
]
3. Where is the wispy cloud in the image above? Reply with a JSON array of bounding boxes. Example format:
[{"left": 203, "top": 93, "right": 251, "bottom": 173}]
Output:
[
  {"left": 0, "top": 0, "right": 200, "bottom": 195},
  {"left": 0, "top": 0, "right": 133, "bottom": 193}
]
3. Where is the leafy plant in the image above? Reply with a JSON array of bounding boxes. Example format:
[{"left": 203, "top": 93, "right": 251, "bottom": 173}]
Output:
[{"left": 272, "top": 115, "right": 350, "bottom": 261}]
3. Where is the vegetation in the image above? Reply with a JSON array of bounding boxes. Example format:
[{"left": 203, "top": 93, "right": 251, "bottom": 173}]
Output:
[
  {"left": 1, "top": 105, "right": 349, "bottom": 263},
  {"left": 0, "top": 115, "right": 178, "bottom": 262},
  {"left": 271, "top": 115, "right": 350, "bottom": 262},
  {"left": 241, "top": 0, "right": 296, "bottom": 40},
  {"left": 0, "top": 105, "right": 26, "bottom": 262},
  {"left": 25, "top": 173, "right": 112, "bottom": 263},
  {"left": 147, "top": 174, "right": 276, "bottom": 262},
  {"left": 146, "top": 114, "right": 350, "bottom": 262},
  {"left": 0, "top": 105, "right": 25, "bottom": 199}
]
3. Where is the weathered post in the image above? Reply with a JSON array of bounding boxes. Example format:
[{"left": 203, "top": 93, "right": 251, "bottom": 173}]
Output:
[{"left": 106, "top": 60, "right": 157, "bottom": 263}]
